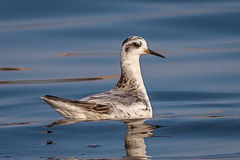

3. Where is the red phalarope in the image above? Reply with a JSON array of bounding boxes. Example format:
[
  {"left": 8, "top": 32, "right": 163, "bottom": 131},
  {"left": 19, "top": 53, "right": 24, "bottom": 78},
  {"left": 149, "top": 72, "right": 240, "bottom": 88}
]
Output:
[{"left": 42, "top": 36, "right": 165, "bottom": 120}]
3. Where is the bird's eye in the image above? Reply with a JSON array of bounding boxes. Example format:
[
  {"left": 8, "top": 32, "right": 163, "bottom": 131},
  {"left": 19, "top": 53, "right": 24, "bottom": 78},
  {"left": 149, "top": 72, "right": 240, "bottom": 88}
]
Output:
[{"left": 133, "top": 42, "right": 141, "bottom": 47}]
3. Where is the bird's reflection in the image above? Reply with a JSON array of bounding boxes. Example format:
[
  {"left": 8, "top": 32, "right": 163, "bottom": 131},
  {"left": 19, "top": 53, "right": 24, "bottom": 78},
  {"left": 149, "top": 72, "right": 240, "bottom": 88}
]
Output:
[
  {"left": 46, "top": 119, "right": 161, "bottom": 160},
  {"left": 123, "top": 119, "right": 160, "bottom": 159}
]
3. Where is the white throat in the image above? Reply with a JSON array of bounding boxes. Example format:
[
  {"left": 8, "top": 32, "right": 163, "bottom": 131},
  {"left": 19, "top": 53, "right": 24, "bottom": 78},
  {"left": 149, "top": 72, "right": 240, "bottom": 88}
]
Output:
[{"left": 115, "top": 51, "right": 150, "bottom": 102}]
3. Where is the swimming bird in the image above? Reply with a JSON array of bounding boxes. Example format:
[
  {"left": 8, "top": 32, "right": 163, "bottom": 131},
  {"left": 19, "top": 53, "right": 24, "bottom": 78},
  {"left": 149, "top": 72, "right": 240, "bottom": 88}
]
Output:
[{"left": 42, "top": 36, "right": 165, "bottom": 120}]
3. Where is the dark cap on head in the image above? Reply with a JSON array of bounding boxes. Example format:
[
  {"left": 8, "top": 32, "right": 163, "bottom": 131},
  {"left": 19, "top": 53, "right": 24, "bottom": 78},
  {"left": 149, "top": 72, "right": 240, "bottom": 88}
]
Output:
[{"left": 122, "top": 36, "right": 143, "bottom": 47}]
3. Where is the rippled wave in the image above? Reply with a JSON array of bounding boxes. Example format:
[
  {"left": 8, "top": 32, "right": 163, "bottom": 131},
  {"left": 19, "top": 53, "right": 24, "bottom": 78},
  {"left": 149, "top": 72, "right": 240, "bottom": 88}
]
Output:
[
  {"left": 0, "top": 75, "right": 119, "bottom": 85},
  {"left": 1, "top": 0, "right": 240, "bottom": 159},
  {"left": 0, "top": 67, "right": 31, "bottom": 71},
  {"left": 54, "top": 51, "right": 171, "bottom": 57}
]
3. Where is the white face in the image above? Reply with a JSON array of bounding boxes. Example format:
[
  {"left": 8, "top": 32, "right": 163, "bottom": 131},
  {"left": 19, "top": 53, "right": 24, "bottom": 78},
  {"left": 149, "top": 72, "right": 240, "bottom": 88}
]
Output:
[
  {"left": 121, "top": 36, "right": 165, "bottom": 58},
  {"left": 121, "top": 36, "right": 148, "bottom": 56}
]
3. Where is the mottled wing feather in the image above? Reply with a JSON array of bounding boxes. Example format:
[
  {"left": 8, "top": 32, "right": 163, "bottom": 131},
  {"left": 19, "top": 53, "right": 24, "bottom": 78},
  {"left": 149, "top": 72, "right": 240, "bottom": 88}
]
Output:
[{"left": 44, "top": 95, "right": 110, "bottom": 114}]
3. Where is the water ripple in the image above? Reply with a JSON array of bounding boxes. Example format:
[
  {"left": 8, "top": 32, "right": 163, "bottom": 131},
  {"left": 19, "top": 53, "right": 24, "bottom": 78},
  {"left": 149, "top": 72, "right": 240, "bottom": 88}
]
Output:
[
  {"left": 1, "top": 7, "right": 238, "bottom": 31},
  {"left": 0, "top": 67, "right": 32, "bottom": 71},
  {"left": 0, "top": 75, "right": 119, "bottom": 85}
]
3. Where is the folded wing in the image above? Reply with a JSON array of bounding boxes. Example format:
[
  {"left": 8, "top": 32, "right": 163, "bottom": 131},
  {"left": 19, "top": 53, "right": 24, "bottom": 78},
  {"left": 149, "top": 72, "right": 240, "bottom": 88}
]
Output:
[{"left": 42, "top": 95, "right": 110, "bottom": 119}]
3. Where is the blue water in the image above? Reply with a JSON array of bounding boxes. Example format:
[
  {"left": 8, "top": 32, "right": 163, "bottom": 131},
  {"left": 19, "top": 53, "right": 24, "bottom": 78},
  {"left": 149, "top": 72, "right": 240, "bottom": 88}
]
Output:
[{"left": 1, "top": 0, "right": 240, "bottom": 159}]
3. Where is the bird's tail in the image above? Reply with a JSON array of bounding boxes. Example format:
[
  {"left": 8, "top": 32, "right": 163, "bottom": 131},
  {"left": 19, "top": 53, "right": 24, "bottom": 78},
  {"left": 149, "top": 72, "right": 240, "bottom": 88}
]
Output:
[{"left": 41, "top": 95, "right": 88, "bottom": 119}]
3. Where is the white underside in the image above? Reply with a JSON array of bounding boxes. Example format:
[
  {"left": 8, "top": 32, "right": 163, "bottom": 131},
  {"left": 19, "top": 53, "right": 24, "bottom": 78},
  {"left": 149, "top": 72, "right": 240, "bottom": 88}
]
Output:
[{"left": 43, "top": 97, "right": 152, "bottom": 120}]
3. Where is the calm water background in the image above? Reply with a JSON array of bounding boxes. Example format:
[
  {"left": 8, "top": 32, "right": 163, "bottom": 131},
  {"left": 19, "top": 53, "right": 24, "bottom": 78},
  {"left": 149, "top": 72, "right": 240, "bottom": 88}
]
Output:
[{"left": 0, "top": 0, "right": 240, "bottom": 159}]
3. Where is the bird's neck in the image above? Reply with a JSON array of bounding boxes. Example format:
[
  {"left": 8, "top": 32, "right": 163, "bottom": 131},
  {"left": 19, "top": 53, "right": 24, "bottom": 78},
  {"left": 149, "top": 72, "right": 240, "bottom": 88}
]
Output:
[{"left": 114, "top": 54, "right": 149, "bottom": 100}]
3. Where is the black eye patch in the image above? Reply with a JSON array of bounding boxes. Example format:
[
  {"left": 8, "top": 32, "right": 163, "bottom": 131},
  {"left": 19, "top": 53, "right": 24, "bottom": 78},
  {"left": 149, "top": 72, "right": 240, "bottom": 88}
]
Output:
[
  {"left": 133, "top": 42, "right": 141, "bottom": 48},
  {"left": 124, "top": 42, "right": 142, "bottom": 53}
]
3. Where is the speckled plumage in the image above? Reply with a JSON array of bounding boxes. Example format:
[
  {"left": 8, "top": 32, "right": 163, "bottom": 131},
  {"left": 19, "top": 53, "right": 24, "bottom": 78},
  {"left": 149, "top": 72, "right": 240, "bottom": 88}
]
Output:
[{"left": 42, "top": 36, "right": 165, "bottom": 120}]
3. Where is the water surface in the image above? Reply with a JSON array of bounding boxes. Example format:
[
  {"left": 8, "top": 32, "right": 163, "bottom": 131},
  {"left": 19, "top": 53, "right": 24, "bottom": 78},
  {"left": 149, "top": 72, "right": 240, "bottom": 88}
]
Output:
[{"left": 0, "top": 0, "right": 240, "bottom": 159}]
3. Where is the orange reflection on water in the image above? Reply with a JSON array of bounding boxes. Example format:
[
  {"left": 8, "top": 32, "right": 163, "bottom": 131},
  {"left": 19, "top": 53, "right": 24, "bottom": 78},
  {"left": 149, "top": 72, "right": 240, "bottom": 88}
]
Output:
[
  {"left": 189, "top": 48, "right": 240, "bottom": 52},
  {"left": 54, "top": 51, "right": 171, "bottom": 57},
  {"left": 0, "top": 75, "right": 120, "bottom": 85},
  {"left": 55, "top": 52, "right": 118, "bottom": 57},
  {"left": 0, "top": 67, "right": 32, "bottom": 71}
]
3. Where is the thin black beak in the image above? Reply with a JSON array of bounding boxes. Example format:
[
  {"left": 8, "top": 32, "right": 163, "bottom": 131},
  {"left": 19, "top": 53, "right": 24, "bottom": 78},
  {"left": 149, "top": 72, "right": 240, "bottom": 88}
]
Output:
[{"left": 146, "top": 49, "right": 165, "bottom": 58}]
